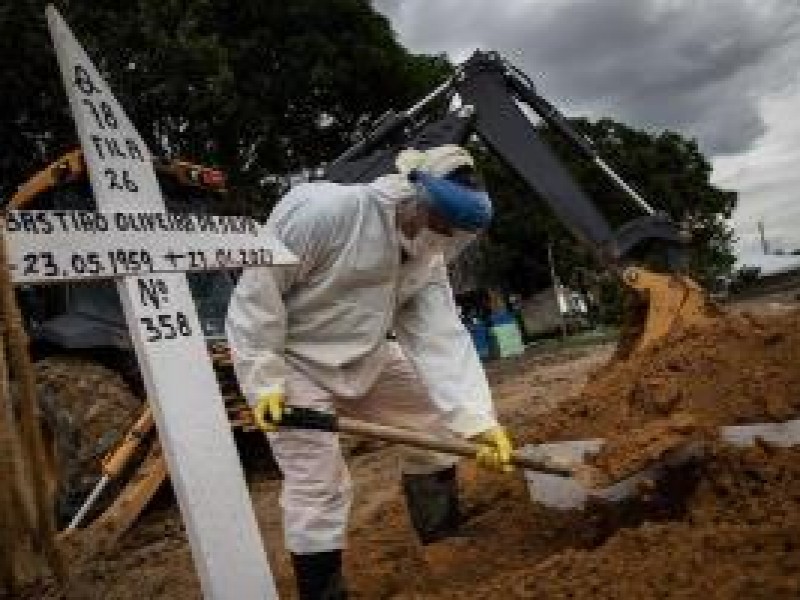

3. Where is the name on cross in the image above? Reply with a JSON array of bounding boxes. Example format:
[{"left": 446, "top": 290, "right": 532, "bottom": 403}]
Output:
[{"left": 4, "top": 211, "right": 261, "bottom": 237}]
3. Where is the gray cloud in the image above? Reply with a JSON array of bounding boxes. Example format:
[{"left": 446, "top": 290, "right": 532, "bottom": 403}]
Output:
[
  {"left": 374, "top": 0, "right": 800, "bottom": 261},
  {"left": 714, "top": 88, "right": 800, "bottom": 252},
  {"left": 374, "top": 0, "right": 800, "bottom": 156}
]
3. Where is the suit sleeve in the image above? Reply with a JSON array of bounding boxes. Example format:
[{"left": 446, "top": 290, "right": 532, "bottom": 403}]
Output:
[
  {"left": 393, "top": 258, "right": 498, "bottom": 437},
  {"left": 225, "top": 192, "right": 334, "bottom": 406}
]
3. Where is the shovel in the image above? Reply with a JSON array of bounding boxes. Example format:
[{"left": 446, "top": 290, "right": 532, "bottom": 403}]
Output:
[
  {"left": 277, "top": 407, "right": 800, "bottom": 510},
  {"left": 63, "top": 405, "right": 589, "bottom": 537},
  {"left": 275, "top": 406, "right": 580, "bottom": 478},
  {"left": 275, "top": 408, "right": 714, "bottom": 492}
]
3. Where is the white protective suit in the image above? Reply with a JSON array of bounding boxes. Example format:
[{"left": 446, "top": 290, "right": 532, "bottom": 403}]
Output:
[{"left": 226, "top": 157, "right": 498, "bottom": 554}]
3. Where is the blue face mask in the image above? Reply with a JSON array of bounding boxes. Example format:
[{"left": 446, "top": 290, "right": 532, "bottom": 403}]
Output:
[{"left": 409, "top": 170, "right": 493, "bottom": 232}]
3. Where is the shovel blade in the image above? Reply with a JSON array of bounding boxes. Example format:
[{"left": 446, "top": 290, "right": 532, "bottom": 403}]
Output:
[
  {"left": 518, "top": 439, "right": 703, "bottom": 510},
  {"left": 519, "top": 418, "right": 800, "bottom": 510}
]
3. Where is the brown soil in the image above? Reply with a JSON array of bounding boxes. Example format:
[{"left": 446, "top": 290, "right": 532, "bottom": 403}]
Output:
[
  {"left": 412, "top": 442, "right": 800, "bottom": 599},
  {"left": 530, "top": 309, "right": 800, "bottom": 443},
  {"left": 587, "top": 411, "right": 711, "bottom": 487},
  {"left": 13, "top": 307, "right": 800, "bottom": 599},
  {"left": 535, "top": 308, "right": 800, "bottom": 489}
]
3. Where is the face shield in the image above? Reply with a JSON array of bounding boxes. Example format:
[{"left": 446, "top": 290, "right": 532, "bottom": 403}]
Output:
[
  {"left": 398, "top": 167, "right": 492, "bottom": 258},
  {"left": 410, "top": 169, "right": 493, "bottom": 234}
]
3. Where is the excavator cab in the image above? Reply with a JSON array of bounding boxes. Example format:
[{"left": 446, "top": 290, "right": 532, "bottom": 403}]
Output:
[{"left": 324, "top": 50, "right": 716, "bottom": 356}]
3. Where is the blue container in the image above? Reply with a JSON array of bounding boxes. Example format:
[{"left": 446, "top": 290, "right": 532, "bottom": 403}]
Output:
[
  {"left": 468, "top": 323, "right": 491, "bottom": 360},
  {"left": 488, "top": 310, "right": 514, "bottom": 327}
]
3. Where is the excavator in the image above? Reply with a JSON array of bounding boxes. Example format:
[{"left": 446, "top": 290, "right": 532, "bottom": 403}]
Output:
[
  {"left": 322, "top": 50, "right": 712, "bottom": 353},
  {"left": 9, "top": 50, "right": 714, "bottom": 550}
]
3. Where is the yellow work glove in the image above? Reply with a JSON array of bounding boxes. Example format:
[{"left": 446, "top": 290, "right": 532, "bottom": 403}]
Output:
[
  {"left": 252, "top": 389, "right": 286, "bottom": 433},
  {"left": 471, "top": 426, "right": 514, "bottom": 473}
]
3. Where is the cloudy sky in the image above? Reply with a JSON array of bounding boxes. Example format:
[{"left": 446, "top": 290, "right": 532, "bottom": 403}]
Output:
[{"left": 372, "top": 0, "right": 800, "bottom": 261}]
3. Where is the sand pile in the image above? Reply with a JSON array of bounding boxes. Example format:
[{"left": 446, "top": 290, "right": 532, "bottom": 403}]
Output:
[
  {"left": 344, "top": 309, "right": 800, "bottom": 598},
  {"left": 529, "top": 309, "right": 800, "bottom": 443},
  {"left": 529, "top": 309, "right": 800, "bottom": 484},
  {"left": 405, "top": 443, "right": 800, "bottom": 599}
]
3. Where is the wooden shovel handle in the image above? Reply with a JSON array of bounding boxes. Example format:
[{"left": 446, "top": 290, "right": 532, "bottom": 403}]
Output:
[{"left": 337, "top": 416, "right": 574, "bottom": 477}]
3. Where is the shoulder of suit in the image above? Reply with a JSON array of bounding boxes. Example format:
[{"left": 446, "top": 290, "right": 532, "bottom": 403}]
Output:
[
  {"left": 270, "top": 181, "right": 371, "bottom": 232},
  {"left": 284, "top": 181, "right": 370, "bottom": 212}
]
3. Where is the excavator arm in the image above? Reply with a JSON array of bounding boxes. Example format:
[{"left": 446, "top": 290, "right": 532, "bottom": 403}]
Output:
[{"left": 325, "top": 50, "right": 714, "bottom": 355}]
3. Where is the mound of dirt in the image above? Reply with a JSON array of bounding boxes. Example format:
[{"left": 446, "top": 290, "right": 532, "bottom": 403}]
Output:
[
  {"left": 528, "top": 310, "right": 800, "bottom": 444},
  {"left": 524, "top": 310, "right": 800, "bottom": 485},
  {"left": 339, "top": 441, "right": 800, "bottom": 599},
  {"left": 414, "top": 442, "right": 800, "bottom": 599},
  {"left": 343, "top": 309, "right": 800, "bottom": 598}
]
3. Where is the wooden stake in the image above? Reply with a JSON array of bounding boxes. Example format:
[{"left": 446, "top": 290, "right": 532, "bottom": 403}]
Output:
[
  {"left": 0, "top": 217, "right": 65, "bottom": 581},
  {"left": 0, "top": 310, "right": 18, "bottom": 597}
]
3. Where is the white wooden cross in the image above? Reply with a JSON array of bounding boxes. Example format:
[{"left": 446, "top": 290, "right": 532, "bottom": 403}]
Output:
[{"left": 26, "top": 6, "right": 292, "bottom": 598}]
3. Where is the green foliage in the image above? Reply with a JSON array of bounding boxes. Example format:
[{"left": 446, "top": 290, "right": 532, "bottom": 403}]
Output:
[
  {"left": 473, "top": 118, "right": 738, "bottom": 302},
  {"left": 1, "top": 1, "right": 73, "bottom": 195},
  {"left": 1, "top": 0, "right": 449, "bottom": 209}
]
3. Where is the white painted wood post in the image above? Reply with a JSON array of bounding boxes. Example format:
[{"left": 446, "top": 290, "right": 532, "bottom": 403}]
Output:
[{"left": 44, "top": 6, "right": 283, "bottom": 597}]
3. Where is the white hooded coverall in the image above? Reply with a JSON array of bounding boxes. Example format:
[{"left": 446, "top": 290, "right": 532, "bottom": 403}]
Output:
[{"left": 226, "top": 172, "right": 498, "bottom": 554}]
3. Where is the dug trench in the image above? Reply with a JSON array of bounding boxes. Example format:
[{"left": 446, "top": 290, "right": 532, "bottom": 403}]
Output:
[{"left": 15, "top": 305, "right": 800, "bottom": 599}]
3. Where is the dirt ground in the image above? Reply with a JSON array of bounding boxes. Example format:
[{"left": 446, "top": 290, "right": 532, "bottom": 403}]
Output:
[{"left": 14, "top": 291, "right": 800, "bottom": 599}]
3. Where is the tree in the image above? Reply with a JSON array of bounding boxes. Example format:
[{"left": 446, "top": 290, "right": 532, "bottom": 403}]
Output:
[
  {"left": 0, "top": 1, "right": 76, "bottom": 199},
  {"left": 471, "top": 117, "right": 737, "bottom": 301},
  {"left": 0, "top": 0, "right": 450, "bottom": 208}
]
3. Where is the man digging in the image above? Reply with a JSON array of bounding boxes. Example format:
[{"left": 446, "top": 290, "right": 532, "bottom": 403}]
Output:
[{"left": 226, "top": 145, "right": 512, "bottom": 599}]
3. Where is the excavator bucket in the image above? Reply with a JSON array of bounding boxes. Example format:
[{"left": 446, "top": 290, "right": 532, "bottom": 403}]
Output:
[{"left": 615, "top": 266, "right": 720, "bottom": 359}]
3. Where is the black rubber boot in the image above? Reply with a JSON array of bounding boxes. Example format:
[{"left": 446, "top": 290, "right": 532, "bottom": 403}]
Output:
[
  {"left": 401, "top": 465, "right": 461, "bottom": 545},
  {"left": 290, "top": 550, "right": 348, "bottom": 600}
]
